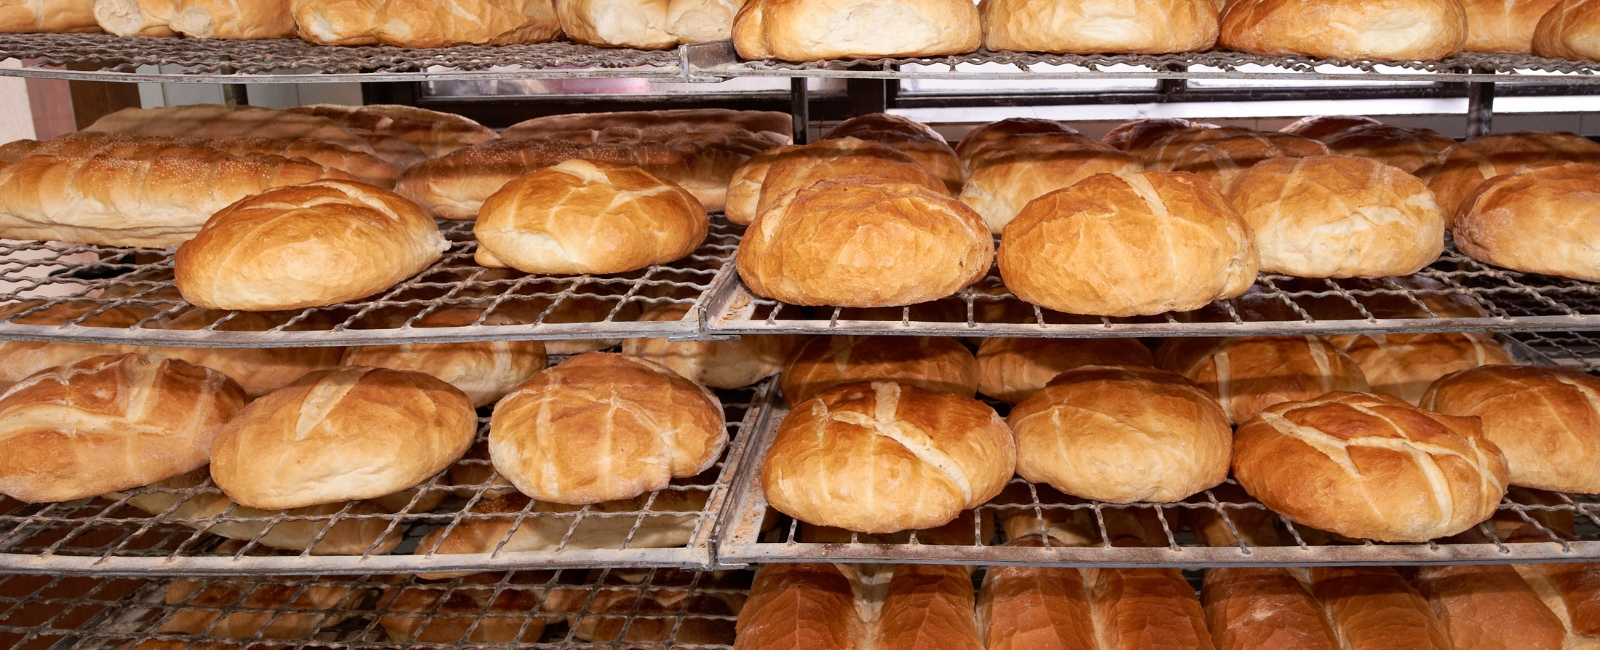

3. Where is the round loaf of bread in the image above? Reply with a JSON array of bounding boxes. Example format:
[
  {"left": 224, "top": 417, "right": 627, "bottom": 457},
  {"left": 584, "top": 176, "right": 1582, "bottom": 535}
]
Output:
[
  {"left": 1144, "top": 128, "right": 1331, "bottom": 190},
  {"left": 174, "top": 180, "right": 446, "bottom": 312},
  {"left": 621, "top": 302, "right": 797, "bottom": 389},
  {"left": 557, "top": 0, "right": 743, "bottom": 48},
  {"left": 1463, "top": 0, "right": 1561, "bottom": 51},
  {"left": 340, "top": 310, "right": 548, "bottom": 408},
  {"left": 959, "top": 134, "right": 1143, "bottom": 233},
  {"left": 1423, "top": 365, "right": 1600, "bottom": 493},
  {"left": 747, "top": 137, "right": 948, "bottom": 223},
  {"left": 1416, "top": 131, "right": 1600, "bottom": 220},
  {"left": 1224, "top": 155, "right": 1445, "bottom": 278},
  {"left": 732, "top": 0, "right": 982, "bottom": 60},
  {"left": 1279, "top": 115, "right": 1384, "bottom": 141},
  {"left": 976, "top": 337, "right": 1154, "bottom": 404},
  {"left": 761, "top": 381, "right": 1015, "bottom": 533},
  {"left": 997, "top": 171, "right": 1259, "bottom": 317},
  {"left": 1319, "top": 124, "right": 1458, "bottom": 174},
  {"left": 1332, "top": 332, "right": 1512, "bottom": 405},
  {"left": 1534, "top": 0, "right": 1600, "bottom": 59},
  {"left": 737, "top": 178, "right": 992, "bottom": 308},
  {"left": 825, "top": 113, "right": 963, "bottom": 193},
  {"left": 1102, "top": 118, "right": 1217, "bottom": 157},
  {"left": 782, "top": 335, "right": 977, "bottom": 405},
  {"left": 1157, "top": 336, "right": 1372, "bottom": 424},
  {"left": 291, "top": 0, "right": 561, "bottom": 47},
  {"left": 1234, "top": 391, "right": 1508, "bottom": 542},
  {"left": 210, "top": 366, "right": 476, "bottom": 510},
  {"left": 488, "top": 352, "right": 725, "bottom": 505},
  {"left": 1219, "top": 0, "right": 1468, "bottom": 60},
  {"left": 0, "top": 354, "right": 246, "bottom": 503},
  {"left": 473, "top": 159, "right": 707, "bottom": 275},
  {"left": 1454, "top": 162, "right": 1600, "bottom": 281},
  {"left": 955, "top": 118, "right": 1077, "bottom": 173},
  {"left": 723, "top": 144, "right": 795, "bottom": 225},
  {"left": 1009, "top": 365, "right": 1231, "bottom": 503},
  {"left": 981, "top": 0, "right": 1219, "bottom": 54}
]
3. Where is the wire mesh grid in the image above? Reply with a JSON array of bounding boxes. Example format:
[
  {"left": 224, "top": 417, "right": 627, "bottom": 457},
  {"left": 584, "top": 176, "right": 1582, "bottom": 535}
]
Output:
[
  {"left": 0, "top": 567, "right": 750, "bottom": 649},
  {"left": 704, "top": 243, "right": 1600, "bottom": 339},
  {"left": 0, "top": 217, "right": 739, "bottom": 348},
  {"left": 0, "top": 379, "right": 775, "bottom": 576}
]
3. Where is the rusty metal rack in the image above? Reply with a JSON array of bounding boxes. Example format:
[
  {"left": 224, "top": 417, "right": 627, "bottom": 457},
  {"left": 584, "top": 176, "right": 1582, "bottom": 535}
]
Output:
[
  {"left": 0, "top": 567, "right": 748, "bottom": 649},
  {"left": 0, "top": 217, "right": 738, "bottom": 348},
  {"left": 0, "top": 380, "right": 774, "bottom": 576},
  {"left": 703, "top": 243, "right": 1600, "bottom": 339}
]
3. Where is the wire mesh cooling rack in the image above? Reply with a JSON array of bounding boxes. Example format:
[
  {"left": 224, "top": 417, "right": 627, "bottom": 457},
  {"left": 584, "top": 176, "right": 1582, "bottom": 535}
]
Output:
[
  {"left": 0, "top": 217, "right": 739, "bottom": 348},
  {"left": 704, "top": 244, "right": 1600, "bottom": 339},
  {"left": 0, "top": 380, "right": 774, "bottom": 576},
  {"left": 0, "top": 567, "right": 749, "bottom": 650}
]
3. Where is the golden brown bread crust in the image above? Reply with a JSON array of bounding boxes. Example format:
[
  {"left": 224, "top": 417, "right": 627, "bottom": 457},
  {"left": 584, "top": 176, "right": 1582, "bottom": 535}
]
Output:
[
  {"left": 1312, "top": 567, "right": 1454, "bottom": 650},
  {"left": 0, "top": 132, "right": 397, "bottom": 188},
  {"left": 1422, "top": 365, "right": 1600, "bottom": 493},
  {"left": 161, "top": 579, "right": 358, "bottom": 640},
  {"left": 1525, "top": 562, "right": 1600, "bottom": 642},
  {"left": 761, "top": 381, "right": 1015, "bottom": 534},
  {"left": 997, "top": 171, "right": 1258, "bottom": 317},
  {"left": 1319, "top": 123, "right": 1458, "bottom": 174},
  {"left": 287, "top": 104, "right": 498, "bottom": 159},
  {"left": 621, "top": 302, "right": 797, "bottom": 389},
  {"left": 975, "top": 336, "right": 1153, "bottom": 404},
  {"left": 1461, "top": 0, "right": 1562, "bottom": 50},
  {"left": 558, "top": 0, "right": 746, "bottom": 48},
  {"left": 956, "top": 118, "right": 1076, "bottom": 168},
  {"left": 1452, "top": 162, "right": 1600, "bottom": 281},
  {"left": 1534, "top": 0, "right": 1600, "bottom": 59},
  {"left": 210, "top": 366, "right": 476, "bottom": 510},
  {"left": 781, "top": 336, "right": 977, "bottom": 405},
  {"left": 751, "top": 137, "right": 948, "bottom": 222},
  {"left": 1415, "top": 564, "right": 1567, "bottom": 650},
  {"left": 1009, "top": 365, "right": 1231, "bottom": 503},
  {"left": 86, "top": 105, "right": 376, "bottom": 154},
  {"left": 824, "top": 113, "right": 963, "bottom": 193},
  {"left": 1223, "top": 155, "right": 1445, "bottom": 278},
  {"left": 92, "top": 0, "right": 296, "bottom": 38},
  {"left": 415, "top": 491, "right": 708, "bottom": 567},
  {"left": 0, "top": 0, "right": 100, "bottom": 32},
  {"left": 0, "top": 300, "right": 148, "bottom": 390},
  {"left": 978, "top": 542, "right": 1097, "bottom": 650},
  {"left": 1090, "top": 567, "right": 1217, "bottom": 650},
  {"left": 980, "top": 0, "right": 1218, "bottom": 54},
  {"left": 291, "top": 0, "right": 560, "bottom": 46},
  {"left": 1102, "top": 118, "right": 1216, "bottom": 157},
  {"left": 958, "top": 133, "right": 1143, "bottom": 233},
  {"left": 1202, "top": 568, "right": 1339, "bottom": 650},
  {"left": 1332, "top": 331, "right": 1511, "bottom": 405},
  {"left": 876, "top": 565, "right": 985, "bottom": 650},
  {"left": 1144, "top": 128, "right": 1331, "bottom": 190},
  {"left": 377, "top": 573, "right": 546, "bottom": 644},
  {"left": 1233, "top": 391, "right": 1508, "bottom": 542},
  {"left": 1220, "top": 0, "right": 1468, "bottom": 60},
  {"left": 488, "top": 352, "right": 725, "bottom": 505},
  {"left": 1156, "top": 336, "right": 1371, "bottom": 424},
  {"left": 738, "top": 177, "right": 992, "bottom": 308},
  {"left": 1280, "top": 115, "right": 1385, "bottom": 140},
  {"left": 732, "top": 0, "right": 981, "bottom": 59},
  {"left": 500, "top": 108, "right": 791, "bottom": 143},
  {"left": 341, "top": 309, "right": 547, "bottom": 408},
  {"left": 1417, "top": 131, "right": 1600, "bottom": 220}
]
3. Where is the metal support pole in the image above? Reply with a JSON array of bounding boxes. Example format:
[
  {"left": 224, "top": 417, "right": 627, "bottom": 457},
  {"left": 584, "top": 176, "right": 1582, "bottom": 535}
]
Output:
[
  {"left": 222, "top": 84, "right": 249, "bottom": 106},
  {"left": 1467, "top": 73, "right": 1494, "bottom": 138},
  {"left": 790, "top": 77, "right": 809, "bottom": 144}
]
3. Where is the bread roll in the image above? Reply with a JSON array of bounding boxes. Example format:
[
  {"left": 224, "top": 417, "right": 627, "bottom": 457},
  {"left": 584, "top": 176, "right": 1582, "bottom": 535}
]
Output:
[
  {"left": 175, "top": 180, "right": 445, "bottom": 311},
  {"left": 93, "top": 0, "right": 294, "bottom": 38},
  {"left": 1331, "top": 331, "right": 1511, "bottom": 406},
  {"left": 1224, "top": 155, "right": 1445, "bottom": 278},
  {"left": 0, "top": 354, "right": 245, "bottom": 503},
  {"left": 1453, "top": 162, "right": 1600, "bottom": 281},
  {"left": 210, "top": 366, "right": 475, "bottom": 509},
  {"left": 1319, "top": 124, "right": 1458, "bottom": 174},
  {"left": 1280, "top": 115, "right": 1385, "bottom": 141},
  {"left": 976, "top": 337, "right": 1153, "bottom": 404},
  {"left": 0, "top": 152, "right": 350, "bottom": 247},
  {"left": 998, "top": 171, "right": 1258, "bottom": 317},
  {"left": 86, "top": 105, "right": 376, "bottom": 155},
  {"left": 291, "top": 0, "right": 560, "bottom": 46},
  {"left": 781, "top": 335, "right": 977, "bottom": 405},
  {"left": 0, "top": 0, "right": 99, "bottom": 32},
  {"left": 1009, "top": 365, "right": 1231, "bottom": 503},
  {"left": 1157, "top": 336, "right": 1371, "bottom": 424},
  {"left": 956, "top": 118, "right": 1076, "bottom": 172},
  {"left": 1415, "top": 564, "right": 1567, "bottom": 650},
  {"left": 149, "top": 311, "right": 346, "bottom": 399},
  {"left": 1535, "top": 0, "right": 1600, "bottom": 59},
  {"left": 341, "top": 311, "right": 547, "bottom": 408},
  {"left": 979, "top": 539, "right": 1097, "bottom": 650},
  {"left": 738, "top": 177, "right": 992, "bottom": 308},
  {"left": 1460, "top": 0, "right": 1562, "bottom": 50},
  {"left": 735, "top": 563, "right": 863, "bottom": 650},
  {"left": 488, "top": 352, "right": 724, "bottom": 505},
  {"left": 1422, "top": 365, "right": 1600, "bottom": 493},
  {"left": 877, "top": 565, "right": 985, "bottom": 650},
  {"left": 824, "top": 113, "right": 963, "bottom": 193},
  {"left": 1417, "top": 131, "right": 1600, "bottom": 219},
  {"left": 160, "top": 579, "right": 356, "bottom": 640},
  {"left": 1234, "top": 391, "right": 1508, "bottom": 542},
  {"left": 500, "top": 108, "right": 792, "bottom": 144},
  {"left": 762, "top": 381, "right": 1014, "bottom": 533},
  {"left": 732, "top": 0, "right": 981, "bottom": 59},
  {"left": 959, "top": 134, "right": 1143, "bottom": 233},
  {"left": 748, "top": 137, "right": 948, "bottom": 224},
  {"left": 1144, "top": 128, "right": 1332, "bottom": 190},
  {"left": 1220, "top": 0, "right": 1467, "bottom": 60},
  {"left": 1202, "top": 568, "right": 1339, "bottom": 650},
  {"left": 981, "top": 0, "right": 1218, "bottom": 54},
  {"left": 286, "top": 104, "right": 498, "bottom": 159},
  {"left": 621, "top": 303, "right": 794, "bottom": 389},
  {"left": 377, "top": 573, "right": 545, "bottom": 644},
  {"left": 1090, "top": 567, "right": 1217, "bottom": 650},
  {"left": 1102, "top": 118, "right": 1217, "bottom": 157},
  {"left": 1517, "top": 562, "right": 1600, "bottom": 647},
  {"left": 1311, "top": 567, "right": 1454, "bottom": 649}
]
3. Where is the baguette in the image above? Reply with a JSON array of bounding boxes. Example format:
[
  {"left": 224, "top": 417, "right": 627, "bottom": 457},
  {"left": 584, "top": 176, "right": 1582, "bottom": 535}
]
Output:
[
  {"left": 288, "top": 104, "right": 498, "bottom": 158},
  {"left": 0, "top": 132, "right": 398, "bottom": 188}
]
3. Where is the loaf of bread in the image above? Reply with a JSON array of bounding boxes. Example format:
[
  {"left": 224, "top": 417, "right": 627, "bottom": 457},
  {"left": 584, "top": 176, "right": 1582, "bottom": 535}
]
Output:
[
  {"left": 1102, "top": 118, "right": 1217, "bottom": 157},
  {"left": 981, "top": 0, "right": 1218, "bottom": 54},
  {"left": 0, "top": 354, "right": 246, "bottom": 503},
  {"left": 149, "top": 311, "right": 346, "bottom": 399},
  {"left": 1090, "top": 566, "right": 1217, "bottom": 650},
  {"left": 1516, "top": 562, "right": 1600, "bottom": 647},
  {"left": 1145, "top": 128, "right": 1331, "bottom": 190},
  {"left": 1415, "top": 564, "right": 1568, "bottom": 650},
  {"left": 86, "top": 105, "right": 376, "bottom": 155},
  {"left": 1225, "top": 155, "right": 1445, "bottom": 277},
  {"left": 341, "top": 310, "right": 547, "bottom": 408},
  {"left": 559, "top": 0, "right": 746, "bottom": 48},
  {"left": 1417, "top": 131, "right": 1600, "bottom": 219},
  {"left": 1280, "top": 115, "right": 1385, "bottom": 140},
  {"left": 621, "top": 303, "right": 795, "bottom": 389},
  {"left": 1461, "top": 0, "right": 1562, "bottom": 50},
  {"left": 738, "top": 177, "right": 992, "bottom": 308},
  {"left": 93, "top": 0, "right": 295, "bottom": 38},
  {"left": 0, "top": 132, "right": 400, "bottom": 189},
  {"left": 0, "top": 0, "right": 100, "bottom": 31},
  {"left": 1423, "top": 365, "right": 1600, "bottom": 493},
  {"left": 1235, "top": 391, "right": 1508, "bottom": 542},
  {"left": 732, "top": 0, "right": 981, "bottom": 59},
  {"left": 780, "top": 335, "right": 977, "bottom": 405},
  {"left": 378, "top": 573, "right": 545, "bottom": 644},
  {"left": 287, "top": 104, "right": 498, "bottom": 159},
  {"left": 0, "top": 300, "right": 146, "bottom": 390},
  {"left": 976, "top": 336, "right": 1153, "bottom": 404},
  {"left": 728, "top": 137, "right": 948, "bottom": 226},
  {"left": 1202, "top": 567, "right": 1339, "bottom": 650},
  {"left": 959, "top": 133, "right": 1143, "bottom": 233},
  {"left": 416, "top": 491, "right": 707, "bottom": 563},
  {"left": 979, "top": 539, "right": 1097, "bottom": 650},
  {"left": 824, "top": 113, "right": 963, "bottom": 193},
  {"left": 956, "top": 117, "right": 1077, "bottom": 173},
  {"left": 175, "top": 180, "right": 445, "bottom": 311},
  {"left": 734, "top": 563, "right": 863, "bottom": 650},
  {"left": 1220, "top": 0, "right": 1468, "bottom": 60},
  {"left": 877, "top": 565, "right": 985, "bottom": 650},
  {"left": 292, "top": 0, "right": 560, "bottom": 46},
  {"left": 210, "top": 366, "right": 475, "bottom": 510},
  {"left": 499, "top": 108, "right": 792, "bottom": 143},
  {"left": 1318, "top": 123, "right": 1459, "bottom": 174},
  {"left": 159, "top": 578, "right": 357, "bottom": 640},
  {"left": 1332, "top": 331, "right": 1511, "bottom": 405},
  {"left": 762, "top": 381, "right": 1014, "bottom": 533},
  {"left": 1009, "top": 365, "right": 1231, "bottom": 503},
  {"left": 998, "top": 171, "right": 1258, "bottom": 317},
  {"left": 488, "top": 352, "right": 725, "bottom": 505},
  {"left": 1453, "top": 162, "right": 1600, "bottom": 281},
  {"left": 1312, "top": 567, "right": 1455, "bottom": 649},
  {"left": 1535, "top": 0, "right": 1600, "bottom": 59},
  {"left": 1157, "top": 336, "right": 1371, "bottom": 424}
]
